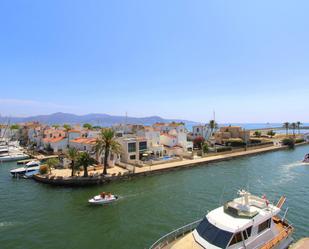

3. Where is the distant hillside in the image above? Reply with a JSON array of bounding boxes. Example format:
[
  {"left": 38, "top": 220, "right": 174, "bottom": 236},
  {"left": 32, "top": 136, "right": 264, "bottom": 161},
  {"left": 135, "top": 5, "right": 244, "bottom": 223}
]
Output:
[{"left": 0, "top": 112, "right": 199, "bottom": 127}]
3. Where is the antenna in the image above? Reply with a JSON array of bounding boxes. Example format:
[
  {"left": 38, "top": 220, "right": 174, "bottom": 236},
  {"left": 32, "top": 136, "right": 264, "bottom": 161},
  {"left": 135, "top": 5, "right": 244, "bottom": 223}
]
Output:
[{"left": 125, "top": 111, "right": 128, "bottom": 134}]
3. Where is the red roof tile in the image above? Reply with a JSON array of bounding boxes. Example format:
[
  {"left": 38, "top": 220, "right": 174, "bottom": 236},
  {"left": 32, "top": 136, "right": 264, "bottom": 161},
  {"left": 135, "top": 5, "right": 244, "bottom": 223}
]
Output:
[
  {"left": 43, "top": 137, "right": 65, "bottom": 143},
  {"left": 70, "top": 138, "right": 97, "bottom": 145}
]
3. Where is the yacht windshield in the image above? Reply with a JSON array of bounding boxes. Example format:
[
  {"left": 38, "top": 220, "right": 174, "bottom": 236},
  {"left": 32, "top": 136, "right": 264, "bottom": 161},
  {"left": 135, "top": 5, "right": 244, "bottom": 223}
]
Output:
[{"left": 196, "top": 217, "right": 233, "bottom": 248}]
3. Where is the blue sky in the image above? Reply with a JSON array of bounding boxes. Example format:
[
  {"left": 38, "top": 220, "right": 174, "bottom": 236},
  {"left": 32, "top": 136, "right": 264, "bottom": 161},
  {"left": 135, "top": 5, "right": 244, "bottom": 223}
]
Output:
[{"left": 0, "top": 0, "right": 309, "bottom": 123}]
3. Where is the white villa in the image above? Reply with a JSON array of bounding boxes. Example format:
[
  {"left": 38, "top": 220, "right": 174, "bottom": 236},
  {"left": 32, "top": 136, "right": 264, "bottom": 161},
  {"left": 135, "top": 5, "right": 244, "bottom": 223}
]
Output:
[{"left": 192, "top": 124, "right": 211, "bottom": 140}]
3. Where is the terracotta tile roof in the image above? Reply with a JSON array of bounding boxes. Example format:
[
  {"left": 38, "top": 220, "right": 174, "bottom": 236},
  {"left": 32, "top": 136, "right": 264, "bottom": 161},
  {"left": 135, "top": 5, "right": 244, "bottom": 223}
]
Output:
[
  {"left": 153, "top": 122, "right": 165, "bottom": 126},
  {"left": 70, "top": 138, "right": 97, "bottom": 145},
  {"left": 69, "top": 129, "right": 81, "bottom": 133},
  {"left": 43, "top": 137, "right": 65, "bottom": 143}
]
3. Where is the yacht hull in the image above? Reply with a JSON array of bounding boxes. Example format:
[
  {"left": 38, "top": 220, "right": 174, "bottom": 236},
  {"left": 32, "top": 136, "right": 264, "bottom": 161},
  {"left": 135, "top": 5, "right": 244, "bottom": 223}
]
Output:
[{"left": 0, "top": 154, "right": 29, "bottom": 162}]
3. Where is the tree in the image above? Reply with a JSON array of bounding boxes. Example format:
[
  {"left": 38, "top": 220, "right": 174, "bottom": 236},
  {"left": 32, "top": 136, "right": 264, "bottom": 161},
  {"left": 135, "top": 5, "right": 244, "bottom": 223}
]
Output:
[
  {"left": 267, "top": 130, "right": 276, "bottom": 138},
  {"left": 296, "top": 121, "right": 302, "bottom": 134},
  {"left": 202, "top": 143, "right": 209, "bottom": 153},
  {"left": 63, "top": 124, "right": 71, "bottom": 130},
  {"left": 209, "top": 120, "right": 218, "bottom": 137},
  {"left": 94, "top": 128, "right": 122, "bottom": 175},
  {"left": 66, "top": 147, "right": 79, "bottom": 177},
  {"left": 291, "top": 122, "right": 296, "bottom": 137},
  {"left": 45, "top": 158, "right": 59, "bottom": 174},
  {"left": 63, "top": 124, "right": 72, "bottom": 148},
  {"left": 77, "top": 152, "right": 94, "bottom": 177},
  {"left": 83, "top": 123, "right": 92, "bottom": 130},
  {"left": 10, "top": 124, "right": 20, "bottom": 130},
  {"left": 52, "top": 124, "right": 60, "bottom": 129},
  {"left": 282, "top": 138, "right": 295, "bottom": 149},
  {"left": 253, "top": 131, "right": 261, "bottom": 137},
  {"left": 283, "top": 122, "right": 289, "bottom": 136},
  {"left": 193, "top": 136, "right": 205, "bottom": 149}
]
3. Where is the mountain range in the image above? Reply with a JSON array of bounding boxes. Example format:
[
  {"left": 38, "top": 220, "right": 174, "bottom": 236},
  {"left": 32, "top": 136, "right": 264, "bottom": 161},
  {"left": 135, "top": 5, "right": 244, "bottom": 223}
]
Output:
[{"left": 0, "top": 112, "right": 199, "bottom": 127}]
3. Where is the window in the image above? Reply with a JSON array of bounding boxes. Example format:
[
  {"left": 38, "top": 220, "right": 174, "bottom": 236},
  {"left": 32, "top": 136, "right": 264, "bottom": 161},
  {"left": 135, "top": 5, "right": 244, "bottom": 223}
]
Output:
[
  {"left": 129, "top": 155, "right": 136, "bottom": 160},
  {"left": 84, "top": 146, "right": 86, "bottom": 151},
  {"left": 139, "top": 141, "right": 147, "bottom": 151},
  {"left": 258, "top": 219, "right": 271, "bottom": 234},
  {"left": 245, "top": 226, "right": 252, "bottom": 239},
  {"left": 229, "top": 232, "right": 243, "bottom": 246},
  {"left": 128, "top": 143, "right": 136, "bottom": 153},
  {"left": 196, "top": 218, "right": 233, "bottom": 248},
  {"left": 196, "top": 128, "right": 200, "bottom": 132}
]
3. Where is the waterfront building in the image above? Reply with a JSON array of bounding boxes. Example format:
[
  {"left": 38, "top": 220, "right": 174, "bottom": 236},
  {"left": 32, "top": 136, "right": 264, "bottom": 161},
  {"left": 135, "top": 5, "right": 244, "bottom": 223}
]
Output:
[
  {"left": 42, "top": 136, "right": 67, "bottom": 153},
  {"left": 69, "top": 137, "right": 97, "bottom": 152},
  {"left": 214, "top": 126, "right": 250, "bottom": 145},
  {"left": 192, "top": 124, "right": 211, "bottom": 140},
  {"left": 117, "top": 135, "right": 148, "bottom": 164},
  {"left": 136, "top": 126, "right": 164, "bottom": 158},
  {"left": 153, "top": 122, "right": 186, "bottom": 134}
]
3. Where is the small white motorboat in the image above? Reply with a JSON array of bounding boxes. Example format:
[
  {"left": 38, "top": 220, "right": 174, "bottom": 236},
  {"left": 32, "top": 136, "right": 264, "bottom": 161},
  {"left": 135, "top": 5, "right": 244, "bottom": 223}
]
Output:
[
  {"left": 88, "top": 193, "right": 118, "bottom": 205},
  {"left": 303, "top": 153, "right": 309, "bottom": 163},
  {"left": 10, "top": 160, "right": 41, "bottom": 177}
]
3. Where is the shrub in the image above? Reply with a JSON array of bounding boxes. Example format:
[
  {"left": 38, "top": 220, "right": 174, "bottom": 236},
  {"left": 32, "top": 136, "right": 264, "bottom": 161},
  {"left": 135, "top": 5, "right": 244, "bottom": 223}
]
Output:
[
  {"left": 282, "top": 138, "right": 295, "bottom": 149},
  {"left": 267, "top": 130, "right": 276, "bottom": 137},
  {"left": 250, "top": 138, "right": 262, "bottom": 144},
  {"left": 253, "top": 131, "right": 262, "bottom": 137},
  {"left": 39, "top": 165, "right": 48, "bottom": 174},
  {"left": 193, "top": 136, "right": 205, "bottom": 149},
  {"left": 225, "top": 138, "right": 245, "bottom": 147},
  {"left": 202, "top": 143, "right": 209, "bottom": 153},
  {"left": 216, "top": 146, "right": 232, "bottom": 152},
  {"left": 295, "top": 138, "right": 305, "bottom": 144}
]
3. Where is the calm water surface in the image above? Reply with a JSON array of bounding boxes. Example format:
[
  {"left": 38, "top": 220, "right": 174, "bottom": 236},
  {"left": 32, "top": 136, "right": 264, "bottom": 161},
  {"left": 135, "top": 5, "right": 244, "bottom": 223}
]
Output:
[{"left": 1, "top": 145, "right": 309, "bottom": 249}]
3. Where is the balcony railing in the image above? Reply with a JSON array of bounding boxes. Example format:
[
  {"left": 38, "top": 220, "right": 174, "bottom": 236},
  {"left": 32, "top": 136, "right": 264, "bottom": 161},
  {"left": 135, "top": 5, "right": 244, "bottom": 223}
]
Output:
[{"left": 149, "top": 219, "right": 202, "bottom": 249}]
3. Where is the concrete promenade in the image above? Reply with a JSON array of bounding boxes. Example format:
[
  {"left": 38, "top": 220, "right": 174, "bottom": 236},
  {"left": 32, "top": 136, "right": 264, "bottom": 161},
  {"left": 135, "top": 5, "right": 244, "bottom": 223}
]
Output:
[{"left": 133, "top": 144, "right": 290, "bottom": 174}]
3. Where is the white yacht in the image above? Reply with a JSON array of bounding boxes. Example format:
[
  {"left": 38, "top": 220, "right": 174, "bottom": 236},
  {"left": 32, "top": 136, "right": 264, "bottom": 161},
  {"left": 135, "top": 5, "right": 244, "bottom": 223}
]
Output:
[
  {"left": 0, "top": 145, "right": 29, "bottom": 162},
  {"left": 10, "top": 160, "right": 40, "bottom": 177},
  {"left": 150, "top": 190, "right": 293, "bottom": 249}
]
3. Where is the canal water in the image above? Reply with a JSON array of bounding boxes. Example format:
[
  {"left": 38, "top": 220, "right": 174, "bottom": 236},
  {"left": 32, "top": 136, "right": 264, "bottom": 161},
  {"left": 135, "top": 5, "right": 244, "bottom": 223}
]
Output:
[{"left": 1, "top": 145, "right": 309, "bottom": 249}]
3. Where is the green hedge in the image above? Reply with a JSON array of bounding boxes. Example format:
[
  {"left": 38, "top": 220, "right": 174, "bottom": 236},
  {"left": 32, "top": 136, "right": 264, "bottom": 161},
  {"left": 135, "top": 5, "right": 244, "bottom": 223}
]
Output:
[
  {"left": 282, "top": 138, "right": 295, "bottom": 149},
  {"left": 217, "top": 146, "right": 232, "bottom": 152},
  {"left": 295, "top": 138, "right": 305, "bottom": 144},
  {"left": 250, "top": 138, "right": 262, "bottom": 144},
  {"left": 225, "top": 138, "right": 245, "bottom": 147}
]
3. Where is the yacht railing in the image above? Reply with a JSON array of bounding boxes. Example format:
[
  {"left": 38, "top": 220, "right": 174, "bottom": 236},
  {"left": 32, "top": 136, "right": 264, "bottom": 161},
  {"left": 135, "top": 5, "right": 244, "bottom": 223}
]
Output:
[
  {"left": 260, "top": 216, "right": 294, "bottom": 249},
  {"left": 149, "top": 219, "right": 202, "bottom": 249}
]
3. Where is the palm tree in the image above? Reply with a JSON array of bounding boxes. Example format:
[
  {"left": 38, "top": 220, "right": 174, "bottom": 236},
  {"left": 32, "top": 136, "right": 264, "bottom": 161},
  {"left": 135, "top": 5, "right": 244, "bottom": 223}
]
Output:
[
  {"left": 296, "top": 121, "right": 302, "bottom": 134},
  {"left": 291, "top": 122, "right": 296, "bottom": 137},
  {"left": 66, "top": 147, "right": 79, "bottom": 177},
  {"left": 45, "top": 158, "right": 59, "bottom": 174},
  {"left": 94, "top": 128, "right": 122, "bottom": 175},
  {"left": 283, "top": 122, "right": 289, "bottom": 136},
  {"left": 77, "top": 152, "right": 94, "bottom": 177},
  {"left": 63, "top": 124, "right": 72, "bottom": 149},
  {"left": 209, "top": 120, "right": 218, "bottom": 137}
]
